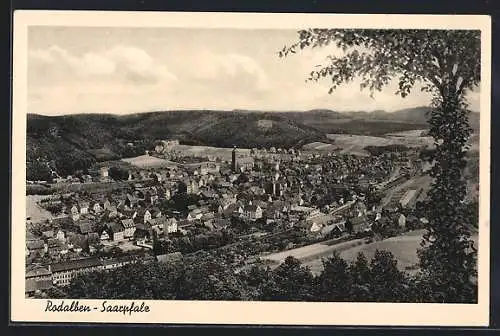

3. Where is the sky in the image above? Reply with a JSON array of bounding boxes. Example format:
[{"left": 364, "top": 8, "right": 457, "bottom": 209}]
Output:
[{"left": 27, "top": 27, "right": 481, "bottom": 116}]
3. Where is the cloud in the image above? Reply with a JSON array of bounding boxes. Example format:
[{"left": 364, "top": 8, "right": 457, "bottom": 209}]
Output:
[
  {"left": 28, "top": 45, "right": 177, "bottom": 85},
  {"left": 184, "top": 50, "right": 270, "bottom": 92}
]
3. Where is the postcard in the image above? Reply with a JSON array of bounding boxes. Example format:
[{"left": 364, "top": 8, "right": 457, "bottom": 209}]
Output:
[{"left": 11, "top": 10, "right": 491, "bottom": 326}]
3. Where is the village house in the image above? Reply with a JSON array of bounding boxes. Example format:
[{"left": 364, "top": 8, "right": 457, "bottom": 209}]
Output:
[
  {"left": 106, "top": 222, "right": 126, "bottom": 241},
  {"left": 104, "top": 204, "right": 119, "bottom": 219},
  {"left": 26, "top": 240, "right": 45, "bottom": 256},
  {"left": 55, "top": 229, "right": 65, "bottom": 242},
  {"left": 78, "top": 219, "right": 94, "bottom": 236},
  {"left": 125, "top": 194, "right": 139, "bottom": 208},
  {"left": 121, "top": 219, "right": 136, "bottom": 238},
  {"left": 42, "top": 230, "right": 54, "bottom": 239},
  {"left": 163, "top": 217, "right": 178, "bottom": 234},
  {"left": 239, "top": 204, "right": 263, "bottom": 221},
  {"left": 91, "top": 202, "right": 103, "bottom": 214},
  {"left": 135, "top": 209, "right": 152, "bottom": 223},
  {"left": 187, "top": 208, "right": 204, "bottom": 221},
  {"left": 70, "top": 205, "right": 80, "bottom": 221},
  {"left": 147, "top": 217, "right": 164, "bottom": 232},
  {"left": 25, "top": 265, "right": 54, "bottom": 296},
  {"left": 100, "top": 230, "right": 110, "bottom": 241},
  {"left": 79, "top": 201, "right": 90, "bottom": 215}
]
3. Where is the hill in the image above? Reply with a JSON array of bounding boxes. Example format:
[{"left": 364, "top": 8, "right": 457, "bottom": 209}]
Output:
[
  {"left": 26, "top": 110, "right": 326, "bottom": 177},
  {"left": 348, "top": 106, "right": 480, "bottom": 131},
  {"left": 26, "top": 107, "right": 479, "bottom": 178}
]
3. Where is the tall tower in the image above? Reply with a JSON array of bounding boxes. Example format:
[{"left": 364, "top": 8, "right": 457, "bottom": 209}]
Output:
[{"left": 232, "top": 146, "right": 237, "bottom": 172}]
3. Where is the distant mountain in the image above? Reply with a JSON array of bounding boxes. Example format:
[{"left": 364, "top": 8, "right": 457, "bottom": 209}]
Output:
[
  {"left": 26, "top": 110, "right": 325, "bottom": 177},
  {"left": 27, "top": 106, "right": 479, "bottom": 178},
  {"left": 345, "top": 106, "right": 480, "bottom": 130}
]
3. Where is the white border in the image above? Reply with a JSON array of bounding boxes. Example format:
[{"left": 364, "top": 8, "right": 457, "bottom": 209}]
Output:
[{"left": 11, "top": 11, "right": 491, "bottom": 326}]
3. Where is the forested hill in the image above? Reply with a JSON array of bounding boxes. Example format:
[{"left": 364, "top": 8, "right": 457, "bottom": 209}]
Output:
[{"left": 26, "top": 107, "right": 478, "bottom": 178}]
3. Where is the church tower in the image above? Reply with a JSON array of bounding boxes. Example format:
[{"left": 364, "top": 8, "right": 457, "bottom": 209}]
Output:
[{"left": 232, "top": 146, "right": 237, "bottom": 172}]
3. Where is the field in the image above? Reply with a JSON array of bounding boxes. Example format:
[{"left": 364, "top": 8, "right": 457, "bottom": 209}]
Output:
[
  {"left": 380, "top": 174, "right": 433, "bottom": 207},
  {"left": 302, "top": 132, "right": 436, "bottom": 156},
  {"left": 170, "top": 144, "right": 251, "bottom": 161},
  {"left": 302, "top": 142, "right": 338, "bottom": 151},
  {"left": 26, "top": 195, "right": 54, "bottom": 223},
  {"left": 122, "top": 155, "right": 177, "bottom": 168},
  {"left": 261, "top": 238, "right": 366, "bottom": 266},
  {"left": 305, "top": 230, "right": 479, "bottom": 275},
  {"left": 325, "top": 134, "right": 399, "bottom": 156},
  {"left": 385, "top": 129, "right": 428, "bottom": 137}
]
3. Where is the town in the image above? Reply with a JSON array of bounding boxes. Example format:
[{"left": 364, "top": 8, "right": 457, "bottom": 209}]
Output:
[{"left": 25, "top": 137, "right": 437, "bottom": 298}]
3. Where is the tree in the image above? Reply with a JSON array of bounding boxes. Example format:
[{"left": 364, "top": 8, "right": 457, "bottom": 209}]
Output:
[
  {"left": 259, "top": 256, "right": 315, "bottom": 301},
  {"left": 108, "top": 166, "right": 129, "bottom": 181},
  {"left": 315, "top": 252, "right": 352, "bottom": 301},
  {"left": 280, "top": 29, "right": 479, "bottom": 303},
  {"left": 176, "top": 257, "right": 245, "bottom": 300},
  {"left": 368, "top": 250, "right": 408, "bottom": 302},
  {"left": 349, "top": 252, "right": 372, "bottom": 301},
  {"left": 27, "top": 160, "right": 53, "bottom": 182}
]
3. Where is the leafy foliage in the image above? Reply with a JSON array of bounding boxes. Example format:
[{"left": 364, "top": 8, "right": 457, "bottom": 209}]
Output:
[
  {"left": 52, "top": 250, "right": 415, "bottom": 302},
  {"left": 281, "top": 28, "right": 480, "bottom": 303},
  {"left": 108, "top": 166, "right": 129, "bottom": 181}
]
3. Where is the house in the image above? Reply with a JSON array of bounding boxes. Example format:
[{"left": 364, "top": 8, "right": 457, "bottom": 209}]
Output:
[
  {"left": 78, "top": 220, "right": 94, "bottom": 235},
  {"left": 26, "top": 265, "right": 52, "bottom": 282},
  {"left": 107, "top": 222, "right": 125, "bottom": 241},
  {"left": 50, "top": 258, "right": 104, "bottom": 286},
  {"left": 320, "top": 222, "right": 346, "bottom": 236},
  {"left": 41, "top": 230, "right": 54, "bottom": 239},
  {"left": 177, "top": 219, "right": 193, "bottom": 230},
  {"left": 26, "top": 230, "right": 38, "bottom": 243},
  {"left": 163, "top": 218, "right": 178, "bottom": 234},
  {"left": 55, "top": 229, "right": 66, "bottom": 242},
  {"left": 103, "top": 199, "right": 112, "bottom": 210},
  {"left": 150, "top": 208, "right": 162, "bottom": 218},
  {"left": 101, "top": 255, "right": 134, "bottom": 270},
  {"left": 125, "top": 194, "right": 139, "bottom": 208},
  {"left": 79, "top": 201, "right": 90, "bottom": 215},
  {"left": 187, "top": 207, "right": 207, "bottom": 221},
  {"left": 91, "top": 202, "right": 103, "bottom": 214},
  {"left": 213, "top": 218, "right": 230, "bottom": 230},
  {"left": 26, "top": 240, "right": 45, "bottom": 255},
  {"left": 201, "top": 212, "right": 215, "bottom": 224},
  {"left": 100, "top": 230, "right": 110, "bottom": 241},
  {"left": 104, "top": 205, "right": 119, "bottom": 219},
  {"left": 239, "top": 205, "right": 263, "bottom": 220},
  {"left": 134, "top": 222, "right": 153, "bottom": 239},
  {"left": 70, "top": 205, "right": 79, "bottom": 218},
  {"left": 135, "top": 209, "right": 152, "bottom": 223},
  {"left": 46, "top": 238, "right": 68, "bottom": 257},
  {"left": 25, "top": 278, "right": 53, "bottom": 297},
  {"left": 147, "top": 218, "right": 163, "bottom": 231},
  {"left": 122, "top": 208, "right": 137, "bottom": 219},
  {"left": 51, "top": 216, "right": 74, "bottom": 229},
  {"left": 121, "top": 219, "right": 136, "bottom": 238}
]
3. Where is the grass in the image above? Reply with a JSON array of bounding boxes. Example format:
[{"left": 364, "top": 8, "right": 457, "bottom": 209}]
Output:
[
  {"left": 26, "top": 195, "right": 54, "bottom": 223},
  {"left": 122, "top": 155, "right": 176, "bottom": 168},
  {"left": 305, "top": 229, "right": 479, "bottom": 275}
]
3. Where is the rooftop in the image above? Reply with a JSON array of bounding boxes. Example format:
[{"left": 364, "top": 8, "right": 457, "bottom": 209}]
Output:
[{"left": 50, "top": 258, "right": 103, "bottom": 273}]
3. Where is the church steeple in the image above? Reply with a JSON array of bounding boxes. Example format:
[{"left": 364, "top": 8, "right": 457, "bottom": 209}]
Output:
[{"left": 232, "top": 146, "right": 237, "bottom": 172}]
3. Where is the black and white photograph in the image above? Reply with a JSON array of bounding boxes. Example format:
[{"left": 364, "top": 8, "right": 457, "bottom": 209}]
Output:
[{"left": 11, "top": 11, "right": 491, "bottom": 326}]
